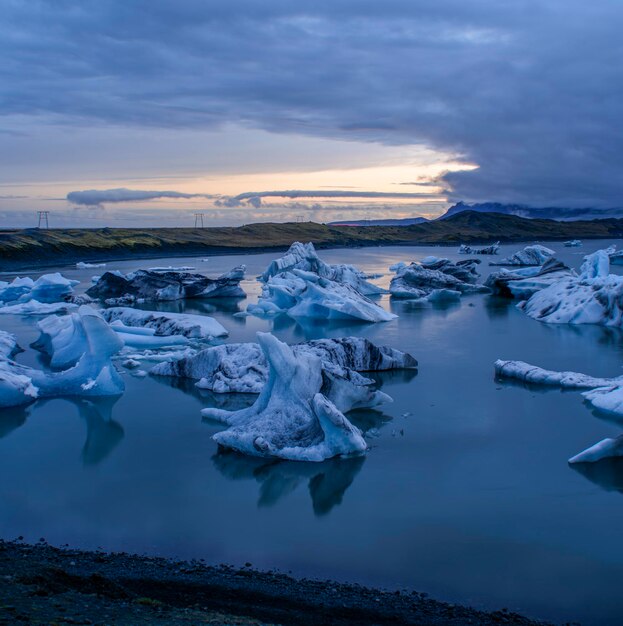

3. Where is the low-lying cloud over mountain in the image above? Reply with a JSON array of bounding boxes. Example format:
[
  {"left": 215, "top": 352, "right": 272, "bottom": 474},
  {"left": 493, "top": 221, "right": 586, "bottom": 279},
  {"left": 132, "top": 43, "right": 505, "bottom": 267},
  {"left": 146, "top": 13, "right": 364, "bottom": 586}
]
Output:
[{"left": 66, "top": 189, "right": 216, "bottom": 207}]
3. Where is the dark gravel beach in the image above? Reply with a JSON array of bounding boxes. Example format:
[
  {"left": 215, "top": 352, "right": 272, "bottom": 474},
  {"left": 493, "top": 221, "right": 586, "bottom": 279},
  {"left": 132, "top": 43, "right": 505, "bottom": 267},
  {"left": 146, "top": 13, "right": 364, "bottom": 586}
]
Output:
[{"left": 0, "top": 540, "right": 566, "bottom": 626}]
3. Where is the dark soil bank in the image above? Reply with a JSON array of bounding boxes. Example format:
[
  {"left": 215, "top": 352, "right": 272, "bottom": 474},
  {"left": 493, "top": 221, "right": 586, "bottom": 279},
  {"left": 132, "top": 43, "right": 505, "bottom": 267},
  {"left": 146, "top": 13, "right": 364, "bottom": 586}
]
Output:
[{"left": 0, "top": 540, "right": 567, "bottom": 625}]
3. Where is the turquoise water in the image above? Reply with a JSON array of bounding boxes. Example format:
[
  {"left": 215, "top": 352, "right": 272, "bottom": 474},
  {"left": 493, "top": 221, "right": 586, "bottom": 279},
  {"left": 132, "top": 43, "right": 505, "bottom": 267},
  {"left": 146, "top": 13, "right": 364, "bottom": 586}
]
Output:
[{"left": 2, "top": 241, "right": 623, "bottom": 625}]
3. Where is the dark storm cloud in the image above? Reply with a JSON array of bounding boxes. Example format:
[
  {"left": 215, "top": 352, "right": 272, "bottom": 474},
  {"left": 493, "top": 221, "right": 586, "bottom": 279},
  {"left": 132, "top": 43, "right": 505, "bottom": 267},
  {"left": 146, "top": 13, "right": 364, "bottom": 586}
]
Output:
[
  {"left": 67, "top": 188, "right": 215, "bottom": 207},
  {"left": 4, "top": 1, "right": 623, "bottom": 207}
]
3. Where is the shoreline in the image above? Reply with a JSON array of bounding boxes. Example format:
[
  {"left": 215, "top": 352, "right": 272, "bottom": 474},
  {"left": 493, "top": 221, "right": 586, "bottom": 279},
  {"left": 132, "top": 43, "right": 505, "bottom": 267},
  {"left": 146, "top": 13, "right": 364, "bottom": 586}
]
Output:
[
  {"left": 1, "top": 211, "right": 622, "bottom": 271},
  {"left": 0, "top": 540, "right": 555, "bottom": 625}
]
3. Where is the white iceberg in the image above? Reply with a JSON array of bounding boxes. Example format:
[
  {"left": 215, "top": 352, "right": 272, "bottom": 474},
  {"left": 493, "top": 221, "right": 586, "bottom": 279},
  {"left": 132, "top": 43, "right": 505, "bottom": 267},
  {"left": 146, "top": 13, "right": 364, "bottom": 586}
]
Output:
[
  {"left": 0, "top": 331, "right": 21, "bottom": 359},
  {"left": 485, "top": 259, "right": 574, "bottom": 300},
  {"left": 153, "top": 336, "right": 416, "bottom": 395},
  {"left": 101, "top": 307, "right": 228, "bottom": 339},
  {"left": 0, "top": 300, "right": 78, "bottom": 316},
  {"left": 569, "top": 436, "right": 623, "bottom": 464},
  {"left": 458, "top": 242, "right": 500, "bottom": 255},
  {"left": 519, "top": 249, "right": 623, "bottom": 326},
  {"left": 490, "top": 244, "right": 555, "bottom": 267},
  {"left": 203, "top": 333, "right": 368, "bottom": 462},
  {"left": 76, "top": 262, "right": 106, "bottom": 269},
  {"left": 564, "top": 240, "right": 582, "bottom": 247},
  {"left": 0, "top": 306, "right": 125, "bottom": 408},
  {"left": 0, "top": 273, "right": 78, "bottom": 306},
  {"left": 111, "top": 320, "right": 189, "bottom": 349},
  {"left": 260, "top": 242, "right": 384, "bottom": 296}
]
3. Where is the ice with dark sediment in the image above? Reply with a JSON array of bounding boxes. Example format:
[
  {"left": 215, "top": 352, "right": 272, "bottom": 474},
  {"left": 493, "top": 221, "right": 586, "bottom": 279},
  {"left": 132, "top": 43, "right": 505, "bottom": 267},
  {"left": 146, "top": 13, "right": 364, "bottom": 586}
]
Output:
[
  {"left": 458, "top": 242, "right": 500, "bottom": 255},
  {"left": 490, "top": 244, "right": 555, "bottom": 267},
  {"left": 202, "top": 333, "right": 369, "bottom": 462},
  {"left": 153, "top": 336, "right": 416, "bottom": 395},
  {"left": 519, "top": 249, "right": 623, "bottom": 326},
  {"left": 486, "top": 258, "right": 574, "bottom": 299},
  {"left": 86, "top": 266, "right": 246, "bottom": 302},
  {"left": 101, "top": 307, "right": 228, "bottom": 339},
  {"left": 389, "top": 257, "right": 488, "bottom": 299},
  {"left": 0, "top": 306, "right": 125, "bottom": 408}
]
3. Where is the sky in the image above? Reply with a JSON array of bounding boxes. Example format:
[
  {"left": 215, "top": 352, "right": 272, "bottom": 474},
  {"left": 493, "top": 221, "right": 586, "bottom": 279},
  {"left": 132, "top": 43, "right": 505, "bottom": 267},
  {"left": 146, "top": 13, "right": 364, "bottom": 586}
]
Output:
[{"left": 1, "top": 0, "right": 621, "bottom": 228}]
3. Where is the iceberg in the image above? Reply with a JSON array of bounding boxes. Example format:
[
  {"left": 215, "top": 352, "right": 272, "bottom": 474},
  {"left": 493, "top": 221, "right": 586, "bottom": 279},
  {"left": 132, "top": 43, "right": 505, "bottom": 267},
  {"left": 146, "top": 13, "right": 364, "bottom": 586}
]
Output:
[
  {"left": 87, "top": 266, "right": 246, "bottom": 302},
  {"left": 110, "top": 320, "right": 189, "bottom": 348},
  {"left": 519, "top": 249, "right": 623, "bottom": 325},
  {"left": 0, "top": 273, "right": 78, "bottom": 305},
  {"left": 76, "top": 262, "right": 106, "bottom": 269},
  {"left": 490, "top": 244, "right": 555, "bottom": 267},
  {"left": 458, "top": 242, "right": 500, "bottom": 255},
  {"left": 260, "top": 242, "right": 384, "bottom": 296},
  {"left": 564, "top": 240, "right": 582, "bottom": 247},
  {"left": 0, "top": 300, "right": 78, "bottom": 316},
  {"left": 485, "top": 258, "right": 573, "bottom": 299},
  {"left": 101, "top": 307, "right": 228, "bottom": 339},
  {"left": 569, "top": 436, "right": 623, "bottom": 464},
  {"left": 203, "top": 333, "right": 368, "bottom": 462},
  {"left": 0, "top": 331, "right": 21, "bottom": 359},
  {"left": 153, "top": 336, "right": 416, "bottom": 395},
  {"left": 0, "top": 306, "right": 125, "bottom": 408},
  {"left": 389, "top": 260, "right": 488, "bottom": 299}
]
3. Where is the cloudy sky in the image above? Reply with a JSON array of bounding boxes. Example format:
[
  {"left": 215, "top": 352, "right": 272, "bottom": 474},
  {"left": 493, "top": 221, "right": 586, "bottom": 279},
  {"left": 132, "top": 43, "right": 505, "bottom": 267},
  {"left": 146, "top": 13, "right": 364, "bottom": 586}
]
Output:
[{"left": 1, "top": 1, "right": 621, "bottom": 227}]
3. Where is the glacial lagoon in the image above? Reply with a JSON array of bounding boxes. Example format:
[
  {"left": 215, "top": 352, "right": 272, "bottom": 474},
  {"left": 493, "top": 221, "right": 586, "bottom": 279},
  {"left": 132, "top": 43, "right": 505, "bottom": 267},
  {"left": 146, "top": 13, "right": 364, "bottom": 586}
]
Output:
[{"left": 2, "top": 241, "right": 623, "bottom": 625}]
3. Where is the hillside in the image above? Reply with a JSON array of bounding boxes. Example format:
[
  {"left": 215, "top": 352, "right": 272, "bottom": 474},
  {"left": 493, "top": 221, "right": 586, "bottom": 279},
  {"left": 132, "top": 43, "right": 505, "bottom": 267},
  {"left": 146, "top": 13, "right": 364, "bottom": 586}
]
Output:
[{"left": 1, "top": 211, "right": 622, "bottom": 270}]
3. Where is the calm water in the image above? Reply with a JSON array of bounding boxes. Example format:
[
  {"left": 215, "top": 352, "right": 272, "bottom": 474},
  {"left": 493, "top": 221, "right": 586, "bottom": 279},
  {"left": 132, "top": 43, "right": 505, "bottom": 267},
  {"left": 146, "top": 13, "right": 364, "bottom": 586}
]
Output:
[{"left": 2, "top": 241, "right": 623, "bottom": 625}]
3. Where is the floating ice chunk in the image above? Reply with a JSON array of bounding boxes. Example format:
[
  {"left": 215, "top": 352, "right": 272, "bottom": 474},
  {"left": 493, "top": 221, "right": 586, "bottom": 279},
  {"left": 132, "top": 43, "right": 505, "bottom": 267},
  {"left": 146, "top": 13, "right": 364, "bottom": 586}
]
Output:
[
  {"left": 76, "top": 262, "right": 106, "bottom": 269},
  {"left": 148, "top": 266, "right": 196, "bottom": 272},
  {"left": 260, "top": 242, "right": 384, "bottom": 296},
  {"left": 203, "top": 333, "right": 368, "bottom": 462},
  {"left": 0, "top": 300, "right": 78, "bottom": 316},
  {"left": 564, "top": 240, "right": 582, "bottom": 247},
  {"left": 0, "top": 277, "right": 35, "bottom": 303},
  {"left": 490, "top": 245, "right": 555, "bottom": 267},
  {"left": 583, "top": 386, "right": 623, "bottom": 417},
  {"left": 0, "top": 306, "right": 124, "bottom": 408},
  {"left": 389, "top": 261, "right": 488, "bottom": 299},
  {"left": 33, "top": 312, "right": 89, "bottom": 369},
  {"left": 113, "top": 323, "right": 189, "bottom": 348},
  {"left": 101, "top": 307, "right": 228, "bottom": 339},
  {"left": 519, "top": 250, "right": 623, "bottom": 325},
  {"left": 0, "top": 364, "right": 39, "bottom": 407},
  {"left": 0, "top": 273, "right": 77, "bottom": 306},
  {"left": 458, "top": 242, "right": 500, "bottom": 255},
  {"left": 0, "top": 331, "right": 21, "bottom": 359},
  {"left": 494, "top": 359, "right": 621, "bottom": 389},
  {"left": 569, "top": 436, "right": 623, "bottom": 464},
  {"left": 87, "top": 266, "right": 245, "bottom": 301},
  {"left": 426, "top": 288, "right": 461, "bottom": 303},
  {"left": 389, "top": 261, "right": 407, "bottom": 272},
  {"left": 486, "top": 259, "right": 574, "bottom": 299}
]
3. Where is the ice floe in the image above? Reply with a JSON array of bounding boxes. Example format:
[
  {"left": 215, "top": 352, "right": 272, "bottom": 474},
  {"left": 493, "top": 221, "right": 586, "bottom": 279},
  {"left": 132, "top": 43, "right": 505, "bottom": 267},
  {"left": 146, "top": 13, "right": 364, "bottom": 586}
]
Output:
[
  {"left": 0, "top": 300, "right": 78, "bottom": 316},
  {"left": 0, "top": 331, "right": 21, "bottom": 359},
  {"left": 518, "top": 249, "right": 623, "bottom": 325},
  {"left": 485, "top": 258, "right": 574, "bottom": 299},
  {"left": 389, "top": 258, "right": 488, "bottom": 299},
  {"left": 202, "top": 333, "right": 369, "bottom": 461},
  {"left": 490, "top": 244, "right": 555, "bottom": 267},
  {"left": 76, "top": 262, "right": 106, "bottom": 269},
  {"left": 458, "top": 242, "right": 500, "bottom": 255},
  {"left": 101, "top": 307, "right": 228, "bottom": 339},
  {"left": 0, "top": 306, "right": 125, "bottom": 408},
  {"left": 564, "top": 240, "right": 582, "bottom": 247},
  {"left": 0, "top": 273, "right": 78, "bottom": 306},
  {"left": 153, "top": 336, "right": 416, "bottom": 395},
  {"left": 569, "top": 437, "right": 623, "bottom": 464},
  {"left": 87, "top": 266, "right": 246, "bottom": 302}
]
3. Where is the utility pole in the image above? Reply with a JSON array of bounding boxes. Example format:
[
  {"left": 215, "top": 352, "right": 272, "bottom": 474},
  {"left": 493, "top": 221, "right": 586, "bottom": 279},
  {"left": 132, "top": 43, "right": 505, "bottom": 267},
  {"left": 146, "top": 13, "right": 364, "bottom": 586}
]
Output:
[
  {"left": 194, "top": 213, "right": 204, "bottom": 228},
  {"left": 37, "top": 211, "right": 50, "bottom": 229}
]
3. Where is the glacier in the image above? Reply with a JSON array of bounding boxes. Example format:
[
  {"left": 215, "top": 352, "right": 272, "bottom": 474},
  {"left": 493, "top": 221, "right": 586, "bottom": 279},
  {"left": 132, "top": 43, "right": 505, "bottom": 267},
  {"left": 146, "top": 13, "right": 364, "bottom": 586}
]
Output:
[{"left": 202, "top": 333, "right": 369, "bottom": 462}]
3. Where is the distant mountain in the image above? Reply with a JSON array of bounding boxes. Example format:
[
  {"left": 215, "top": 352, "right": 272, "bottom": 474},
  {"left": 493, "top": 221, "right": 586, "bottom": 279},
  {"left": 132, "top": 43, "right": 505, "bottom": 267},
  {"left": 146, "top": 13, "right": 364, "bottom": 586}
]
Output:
[
  {"left": 440, "top": 201, "right": 623, "bottom": 222},
  {"left": 328, "top": 217, "right": 429, "bottom": 227}
]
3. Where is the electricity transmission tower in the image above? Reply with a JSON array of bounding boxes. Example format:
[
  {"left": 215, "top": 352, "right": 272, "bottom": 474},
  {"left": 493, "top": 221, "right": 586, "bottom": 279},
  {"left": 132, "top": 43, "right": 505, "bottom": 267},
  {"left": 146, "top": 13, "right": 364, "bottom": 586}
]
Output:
[
  {"left": 37, "top": 211, "right": 50, "bottom": 229},
  {"left": 194, "top": 213, "right": 205, "bottom": 228}
]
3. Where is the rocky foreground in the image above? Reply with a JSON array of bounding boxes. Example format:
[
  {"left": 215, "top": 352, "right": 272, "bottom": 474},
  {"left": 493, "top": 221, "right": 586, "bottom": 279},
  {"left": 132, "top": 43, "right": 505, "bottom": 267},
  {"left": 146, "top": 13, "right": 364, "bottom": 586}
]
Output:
[{"left": 0, "top": 540, "right": 564, "bottom": 626}]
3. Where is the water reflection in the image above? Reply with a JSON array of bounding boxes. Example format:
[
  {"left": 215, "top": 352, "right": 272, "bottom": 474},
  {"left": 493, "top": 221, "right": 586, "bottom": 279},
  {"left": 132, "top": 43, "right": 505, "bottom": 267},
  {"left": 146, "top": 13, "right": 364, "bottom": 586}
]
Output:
[
  {"left": 570, "top": 458, "right": 623, "bottom": 493},
  {"left": 0, "top": 405, "right": 31, "bottom": 439},
  {"left": 76, "top": 397, "right": 124, "bottom": 466},
  {"left": 135, "top": 297, "right": 246, "bottom": 317},
  {"left": 212, "top": 448, "right": 365, "bottom": 516}
]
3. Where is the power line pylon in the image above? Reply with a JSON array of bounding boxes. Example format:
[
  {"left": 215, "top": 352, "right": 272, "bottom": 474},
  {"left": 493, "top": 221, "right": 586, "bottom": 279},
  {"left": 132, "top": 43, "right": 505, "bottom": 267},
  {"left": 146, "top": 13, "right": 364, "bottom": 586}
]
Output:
[
  {"left": 37, "top": 211, "right": 50, "bottom": 229},
  {"left": 194, "top": 213, "right": 204, "bottom": 228}
]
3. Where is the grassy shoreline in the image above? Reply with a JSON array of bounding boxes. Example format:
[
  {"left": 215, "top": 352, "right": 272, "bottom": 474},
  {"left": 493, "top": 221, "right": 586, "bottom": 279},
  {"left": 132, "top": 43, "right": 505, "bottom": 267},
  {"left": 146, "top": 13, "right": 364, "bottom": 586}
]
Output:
[
  {"left": 1, "top": 211, "right": 622, "bottom": 271},
  {"left": 0, "top": 540, "right": 554, "bottom": 625}
]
